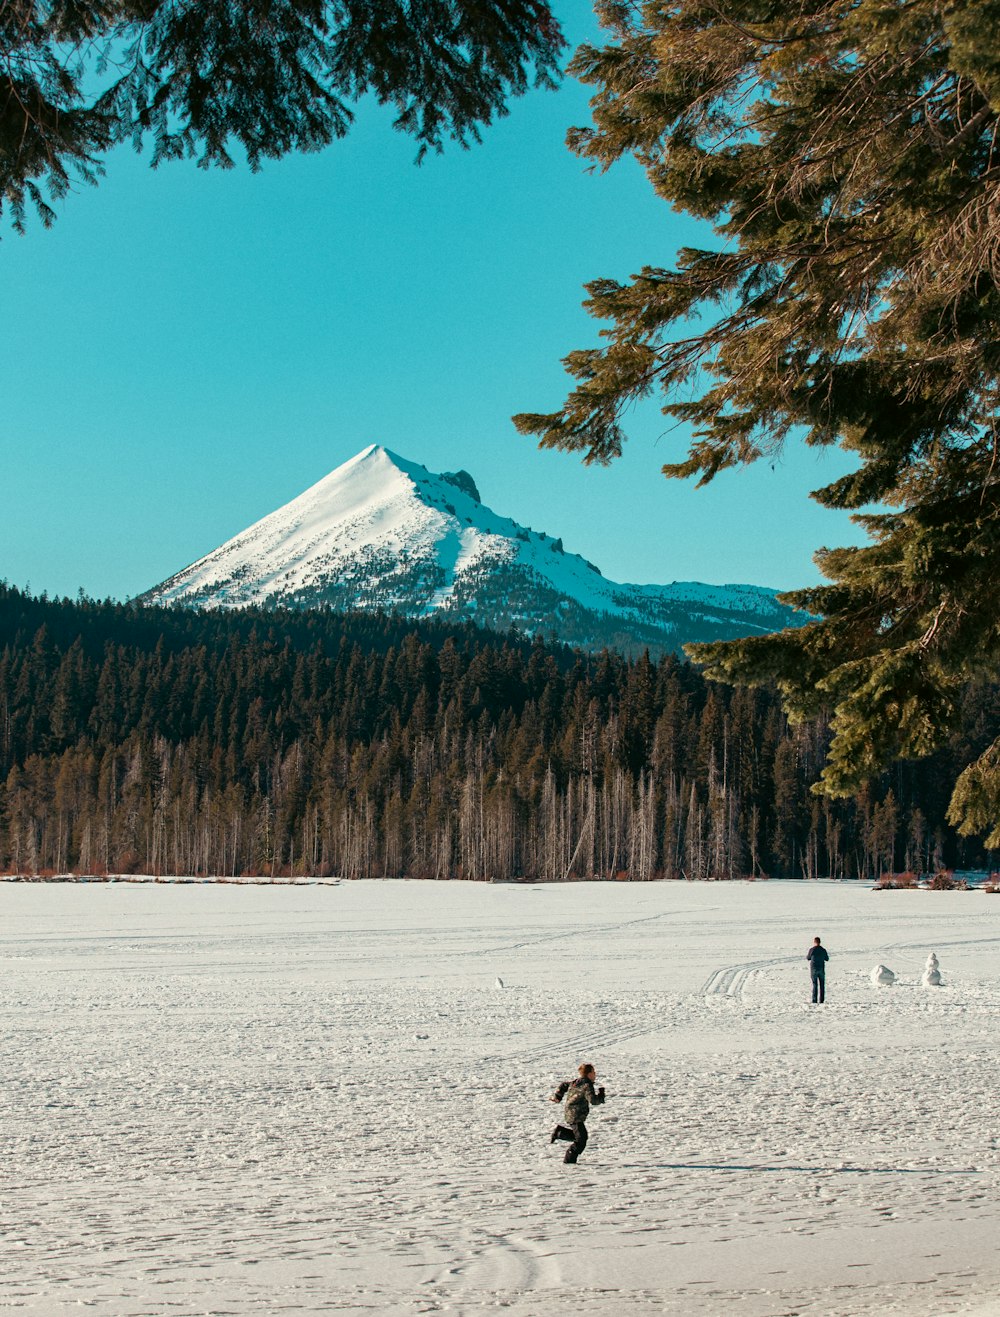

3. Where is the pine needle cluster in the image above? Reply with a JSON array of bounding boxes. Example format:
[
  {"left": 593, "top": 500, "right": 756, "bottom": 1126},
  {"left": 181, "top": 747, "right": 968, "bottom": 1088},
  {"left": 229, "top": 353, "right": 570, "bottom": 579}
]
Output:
[
  {"left": 514, "top": 0, "right": 1000, "bottom": 844},
  {"left": 1, "top": 0, "right": 564, "bottom": 231}
]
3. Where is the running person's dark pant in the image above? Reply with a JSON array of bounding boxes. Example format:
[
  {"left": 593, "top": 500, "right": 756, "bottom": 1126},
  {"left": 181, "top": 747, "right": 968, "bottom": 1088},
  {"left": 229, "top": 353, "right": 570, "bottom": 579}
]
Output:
[
  {"left": 553, "top": 1121, "right": 588, "bottom": 1162},
  {"left": 811, "top": 972, "right": 825, "bottom": 1003}
]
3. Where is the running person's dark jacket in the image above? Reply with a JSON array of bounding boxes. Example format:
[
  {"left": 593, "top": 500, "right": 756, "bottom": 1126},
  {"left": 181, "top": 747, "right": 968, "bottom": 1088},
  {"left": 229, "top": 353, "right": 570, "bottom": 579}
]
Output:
[{"left": 553, "top": 1076, "right": 605, "bottom": 1124}]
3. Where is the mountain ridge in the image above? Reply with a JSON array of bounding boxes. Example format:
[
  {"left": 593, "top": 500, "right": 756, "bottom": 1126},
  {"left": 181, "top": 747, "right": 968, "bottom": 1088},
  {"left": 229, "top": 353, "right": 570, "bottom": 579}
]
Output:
[{"left": 143, "top": 444, "right": 804, "bottom": 655}]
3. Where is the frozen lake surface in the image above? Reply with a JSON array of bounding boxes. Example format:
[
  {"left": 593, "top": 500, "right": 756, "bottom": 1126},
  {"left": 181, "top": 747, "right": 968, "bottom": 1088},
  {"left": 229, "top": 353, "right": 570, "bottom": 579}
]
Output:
[{"left": 3, "top": 879, "right": 1000, "bottom": 1316}]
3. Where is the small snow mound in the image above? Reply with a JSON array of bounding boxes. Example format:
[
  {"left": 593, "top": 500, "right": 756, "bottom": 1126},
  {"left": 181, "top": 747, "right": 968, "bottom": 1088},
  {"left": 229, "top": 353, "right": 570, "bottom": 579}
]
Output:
[
  {"left": 871, "top": 964, "right": 896, "bottom": 986},
  {"left": 494, "top": 977, "right": 504, "bottom": 989}
]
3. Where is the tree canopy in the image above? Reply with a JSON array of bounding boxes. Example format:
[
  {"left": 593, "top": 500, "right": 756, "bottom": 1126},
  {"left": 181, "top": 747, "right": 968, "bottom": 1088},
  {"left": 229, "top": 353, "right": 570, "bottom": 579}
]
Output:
[
  {"left": 514, "top": 0, "right": 1000, "bottom": 845},
  {"left": 1, "top": 0, "right": 564, "bottom": 231}
]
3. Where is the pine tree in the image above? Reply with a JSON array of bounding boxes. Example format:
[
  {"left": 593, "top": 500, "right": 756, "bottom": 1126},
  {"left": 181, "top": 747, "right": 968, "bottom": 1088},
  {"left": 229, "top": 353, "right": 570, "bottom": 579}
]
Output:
[
  {"left": 2, "top": 1, "right": 565, "bottom": 232},
  {"left": 514, "top": 0, "right": 1000, "bottom": 845}
]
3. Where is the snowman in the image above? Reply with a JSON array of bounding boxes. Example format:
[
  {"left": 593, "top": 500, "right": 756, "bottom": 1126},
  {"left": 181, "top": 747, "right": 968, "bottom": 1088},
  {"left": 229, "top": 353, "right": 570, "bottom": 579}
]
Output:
[{"left": 922, "top": 952, "right": 943, "bottom": 987}]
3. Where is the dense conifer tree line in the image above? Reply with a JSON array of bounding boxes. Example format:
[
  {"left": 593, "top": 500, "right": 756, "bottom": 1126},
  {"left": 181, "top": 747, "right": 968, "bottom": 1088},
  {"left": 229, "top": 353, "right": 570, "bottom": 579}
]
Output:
[{"left": 0, "top": 583, "right": 993, "bottom": 880}]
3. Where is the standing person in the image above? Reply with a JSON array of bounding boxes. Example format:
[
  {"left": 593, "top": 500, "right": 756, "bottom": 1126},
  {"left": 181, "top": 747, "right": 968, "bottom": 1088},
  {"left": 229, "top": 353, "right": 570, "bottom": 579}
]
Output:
[
  {"left": 807, "top": 936, "right": 830, "bottom": 1003},
  {"left": 549, "top": 1063, "right": 605, "bottom": 1164}
]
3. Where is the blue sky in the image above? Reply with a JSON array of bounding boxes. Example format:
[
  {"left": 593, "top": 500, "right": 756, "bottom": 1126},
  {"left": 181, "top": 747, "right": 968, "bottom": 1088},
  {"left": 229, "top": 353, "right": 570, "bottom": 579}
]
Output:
[{"left": 1, "top": 7, "right": 864, "bottom": 603}]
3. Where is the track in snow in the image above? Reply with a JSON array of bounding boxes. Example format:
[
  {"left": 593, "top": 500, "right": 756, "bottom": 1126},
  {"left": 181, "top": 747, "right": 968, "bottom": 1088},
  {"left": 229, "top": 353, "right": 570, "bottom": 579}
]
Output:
[{"left": 701, "top": 955, "right": 797, "bottom": 999}]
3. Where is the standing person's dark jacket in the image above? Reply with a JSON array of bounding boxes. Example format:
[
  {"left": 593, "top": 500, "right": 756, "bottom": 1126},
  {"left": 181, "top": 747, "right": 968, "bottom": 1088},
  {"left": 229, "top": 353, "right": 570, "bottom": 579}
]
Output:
[{"left": 807, "top": 945, "right": 830, "bottom": 972}]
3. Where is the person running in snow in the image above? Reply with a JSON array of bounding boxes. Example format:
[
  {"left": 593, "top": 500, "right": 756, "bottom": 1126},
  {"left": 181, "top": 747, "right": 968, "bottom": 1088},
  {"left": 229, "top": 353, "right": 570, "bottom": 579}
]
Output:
[
  {"left": 807, "top": 936, "right": 830, "bottom": 1003},
  {"left": 549, "top": 1063, "right": 605, "bottom": 1164}
]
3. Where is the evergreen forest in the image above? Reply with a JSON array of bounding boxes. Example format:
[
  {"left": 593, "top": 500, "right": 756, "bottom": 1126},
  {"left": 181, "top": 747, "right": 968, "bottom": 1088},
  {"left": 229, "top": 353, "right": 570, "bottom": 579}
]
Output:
[{"left": 0, "top": 584, "right": 994, "bottom": 881}]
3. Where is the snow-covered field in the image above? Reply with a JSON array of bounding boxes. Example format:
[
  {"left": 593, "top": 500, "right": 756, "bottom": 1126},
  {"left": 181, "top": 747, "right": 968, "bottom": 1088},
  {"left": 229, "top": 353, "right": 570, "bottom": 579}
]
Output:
[{"left": 4, "top": 879, "right": 1000, "bottom": 1316}]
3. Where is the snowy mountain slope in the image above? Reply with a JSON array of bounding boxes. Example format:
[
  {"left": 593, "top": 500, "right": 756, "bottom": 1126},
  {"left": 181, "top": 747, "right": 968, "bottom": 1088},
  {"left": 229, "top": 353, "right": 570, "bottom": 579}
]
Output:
[{"left": 143, "top": 445, "right": 804, "bottom": 654}]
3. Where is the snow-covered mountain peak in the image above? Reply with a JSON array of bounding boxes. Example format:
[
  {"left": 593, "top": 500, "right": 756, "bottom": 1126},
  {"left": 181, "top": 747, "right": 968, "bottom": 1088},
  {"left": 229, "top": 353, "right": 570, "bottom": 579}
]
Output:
[
  {"left": 144, "top": 446, "right": 805, "bottom": 655},
  {"left": 293, "top": 444, "right": 480, "bottom": 528},
  {"left": 277, "top": 443, "right": 417, "bottom": 526}
]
